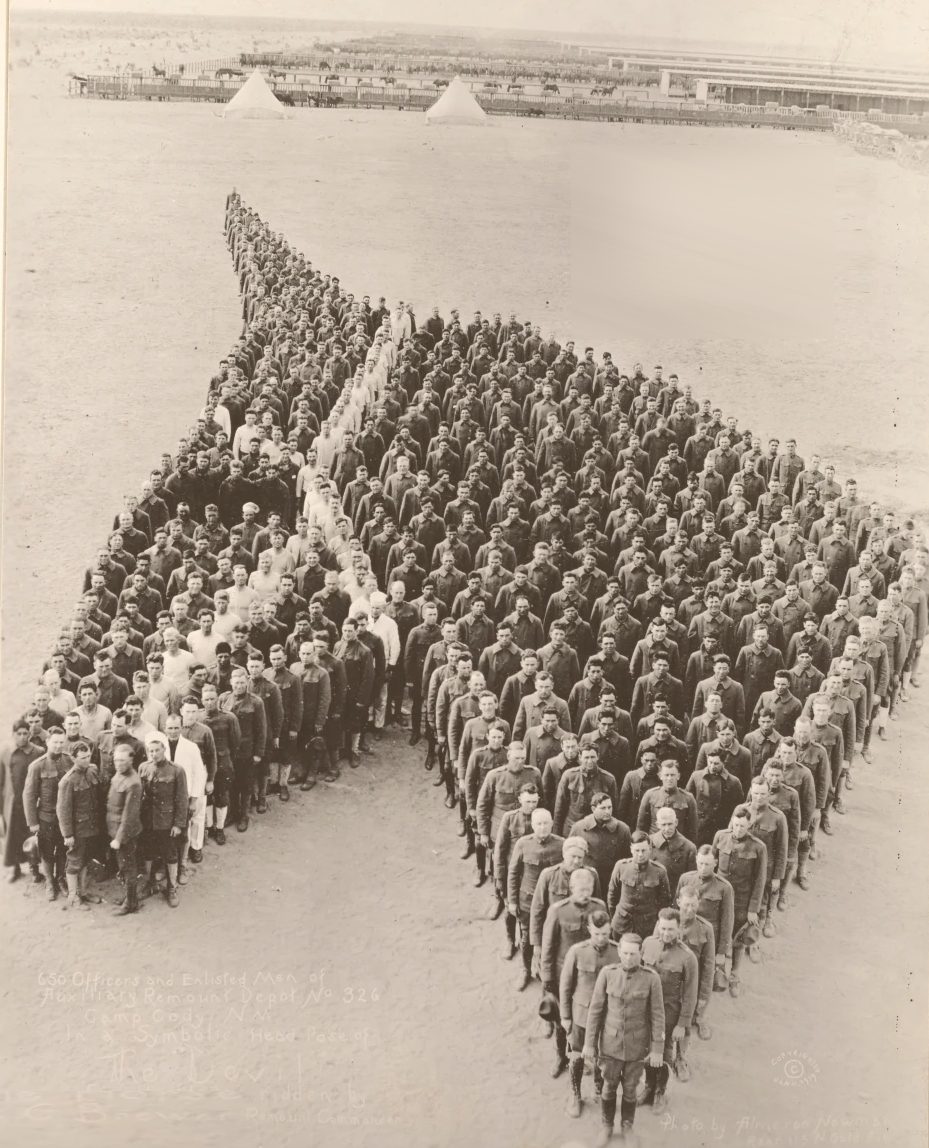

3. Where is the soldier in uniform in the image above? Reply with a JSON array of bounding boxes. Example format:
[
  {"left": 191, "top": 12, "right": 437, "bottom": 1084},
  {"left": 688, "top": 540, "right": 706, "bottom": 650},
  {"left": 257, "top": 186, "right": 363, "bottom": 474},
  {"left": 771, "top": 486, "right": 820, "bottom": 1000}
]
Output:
[
  {"left": 23, "top": 727, "right": 73, "bottom": 901},
  {"left": 608, "top": 830, "right": 672, "bottom": 940},
  {"left": 264, "top": 644, "right": 303, "bottom": 798},
  {"left": 807, "top": 695, "right": 844, "bottom": 838},
  {"left": 107, "top": 743, "right": 143, "bottom": 915},
  {"left": 674, "top": 884, "right": 716, "bottom": 1044},
  {"left": 541, "top": 868, "right": 607, "bottom": 1078},
  {"left": 616, "top": 746, "right": 661, "bottom": 829},
  {"left": 244, "top": 651, "right": 283, "bottom": 812},
  {"left": 0, "top": 720, "right": 43, "bottom": 883},
  {"left": 640, "top": 908, "right": 699, "bottom": 1112},
  {"left": 139, "top": 732, "right": 189, "bottom": 907},
  {"left": 649, "top": 805, "right": 697, "bottom": 895},
  {"left": 573, "top": 791, "right": 632, "bottom": 895},
  {"left": 685, "top": 748, "right": 744, "bottom": 846},
  {"left": 636, "top": 759, "right": 698, "bottom": 843},
  {"left": 784, "top": 726, "right": 822, "bottom": 884},
  {"left": 333, "top": 616, "right": 375, "bottom": 767},
  {"left": 713, "top": 806, "right": 767, "bottom": 996},
  {"left": 219, "top": 667, "right": 267, "bottom": 832},
  {"left": 493, "top": 782, "right": 539, "bottom": 956},
  {"left": 559, "top": 909, "right": 619, "bottom": 1118},
  {"left": 553, "top": 745, "right": 619, "bottom": 837},
  {"left": 292, "top": 640, "right": 332, "bottom": 787},
  {"left": 200, "top": 681, "right": 241, "bottom": 844},
  {"left": 676, "top": 844, "right": 734, "bottom": 996},
  {"left": 404, "top": 601, "right": 441, "bottom": 746},
  {"left": 762, "top": 755, "right": 803, "bottom": 910},
  {"left": 747, "top": 776, "right": 789, "bottom": 943},
  {"left": 56, "top": 739, "right": 103, "bottom": 910},
  {"left": 508, "top": 807, "right": 565, "bottom": 990},
  {"left": 583, "top": 933, "right": 665, "bottom": 1144},
  {"left": 464, "top": 721, "right": 509, "bottom": 889},
  {"left": 476, "top": 740, "right": 542, "bottom": 919}
]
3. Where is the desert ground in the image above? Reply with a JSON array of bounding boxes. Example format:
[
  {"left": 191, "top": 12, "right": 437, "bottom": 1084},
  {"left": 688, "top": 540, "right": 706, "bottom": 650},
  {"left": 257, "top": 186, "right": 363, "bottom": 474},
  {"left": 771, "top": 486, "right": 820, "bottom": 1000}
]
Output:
[{"left": 2, "top": 13, "right": 928, "bottom": 1148}]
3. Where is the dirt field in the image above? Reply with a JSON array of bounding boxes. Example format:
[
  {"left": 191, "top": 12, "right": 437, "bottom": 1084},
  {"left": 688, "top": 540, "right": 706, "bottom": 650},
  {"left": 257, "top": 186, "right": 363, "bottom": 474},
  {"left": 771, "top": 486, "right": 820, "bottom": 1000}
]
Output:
[{"left": 2, "top": 15, "right": 928, "bottom": 1148}]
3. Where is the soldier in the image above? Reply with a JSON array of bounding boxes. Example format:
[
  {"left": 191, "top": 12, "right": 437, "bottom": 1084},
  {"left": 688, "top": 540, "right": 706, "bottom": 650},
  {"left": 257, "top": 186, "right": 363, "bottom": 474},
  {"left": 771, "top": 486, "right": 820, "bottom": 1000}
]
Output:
[
  {"left": 676, "top": 845, "right": 734, "bottom": 985},
  {"left": 640, "top": 909, "right": 698, "bottom": 1112},
  {"left": 553, "top": 745, "right": 619, "bottom": 837},
  {"left": 23, "top": 727, "right": 73, "bottom": 902},
  {"left": 313, "top": 632, "right": 347, "bottom": 782},
  {"left": 649, "top": 805, "right": 697, "bottom": 895},
  {"left": 0, "top": 720, "right": 43, "bottom": 883},
  {"left": 139, "top": 733, "right": 189, "bottom": 907},
  {"left": 530, "top": 836, "right": 601, "bottom": 974},
  {"left": 559, "top": 909, "right": 620, "bottom": 1118},
  {"left": 333, "top": 616, "right": 375, "bottom": 767},
  {"left": 200, "top": 681, "right": 240, "bottom": 845},
  {"left": 219, "top": 666, "right": 267, "bottom": 832},
  {"left": 264, "top": 644, "right": 302, "bottom": 798},
  {"left": 56, "top": 740, "right": 103, "bottom": 910},
  {"left": 464, "top": 721, "right": 509, "bottom": 888},
  {"left": 617, "top": 746, "right": 661, "bottom": 830},
  {"left": 541, "top": 868, "right": 608, "bottom": 1078},
  {"left": 293, "top": 640, "right": 332, "bottom": 787},
  {"left": 713, "top": 806, "right": 767, "bottom": 996},
  {"left": 404, "top": 601, "right": 441, "bottom": 746},
  {"left": 434, "top": 648, "right": 474, "bottom": 808},
  {"left": 573, "top": 791, "right": 632, "bottom": 896},
  {"left": 476, "top": 741, "right": 542, "bottom": 918},
  {"left": 107, "top": 743, "right": 143, "bottom": 915},
  {"left": 746, "top": 776, "right": 789, "bottom": 944},
  {"left": 793, "top": 715, "right": 832, "bottom": 863},
  {"left": 508, "top": 807, "right": 565, "bottom": 991},
  {"left": 674, "top": 884, "right": 716, "bottom": 1044},
  {"left": 493, "top": 783, "right": 539, "bottom": 957},
  {"left": 583, "top": 933, "right": 665, "bottom": 1145},
  {"left": 636, "top": 759, "right": 698, "bottom": 843},
  {"left": 607, "top": 830, "right": 672, "bottom": 940},
  {"left": 807, "top": 694, "right": 845, "bottom": 838},
  {"left": 685, "top": 748, "right": 744, "bottom": 846},
  {"left": 244, "top": 651, "right": 282, "bottom": 812},
  {"left": 762, "top": 755, "right": 804, "bottom": 909},
  {"left": 164, "top": 713, "right": 207, "bottom": 886}
]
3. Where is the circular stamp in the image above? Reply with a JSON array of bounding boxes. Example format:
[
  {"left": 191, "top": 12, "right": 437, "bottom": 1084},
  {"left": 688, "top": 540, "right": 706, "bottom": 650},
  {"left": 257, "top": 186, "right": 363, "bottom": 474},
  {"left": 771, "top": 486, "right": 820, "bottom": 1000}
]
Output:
[{"left": 772, "top": 1048, "right": 820, "bottom": 1088}]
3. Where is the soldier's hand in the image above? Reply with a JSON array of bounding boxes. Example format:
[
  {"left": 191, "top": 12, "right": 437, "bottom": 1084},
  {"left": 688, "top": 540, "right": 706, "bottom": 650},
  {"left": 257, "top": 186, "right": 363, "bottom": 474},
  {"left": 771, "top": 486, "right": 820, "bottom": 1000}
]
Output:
[
  {"left": 110, "top": 838, "right": 120, "bottom": 850},
  {"left": 253, "top": 755, "right": 262, "bottom": 764},
  {"left": 170, "top": 826, "right": 181, "bottom": 837},
  {"left": 771, "top": 879, "right": 781, "bottom": 893},
  {"left": 562, "top": 1020, "right": 572, "bottom": 1034},
  {"left": 507, "top": 902, "right": 517, "bottom": 916},
  {"left": 715, "top": 955, "right": 726, "bottom": 967},
  {"left": 672, "top": 1025, "right": 686, "bottom": 1042},
  {"left": 205, "top": 782, "right": 214, "bottom": 795},
  {"left": 29, "top": 824, "right": 39, "bottom": 835},
  {"left": 531, "top": 953, "right": 541, "bottom": 977},
  {"left": 273, "top": 738, "right": 280, "bottom": 750},
  {"left": 64, "top": 836, "right": 75, "bottom": 849},
  {"left": 747, "top": 911, "right": 759, "bottom": 926},
  {"left": 289, "top": 730, "right": 298, "bottom": 741},
  {"left": 648, "top": 1052, "right": 664, "bottom": 1069},
  {"left": 584, "top": 1053, "right": 596, "bottom": 1073},
  {"left": 480, "top": 834, "right": 490, "bottom": 847}
]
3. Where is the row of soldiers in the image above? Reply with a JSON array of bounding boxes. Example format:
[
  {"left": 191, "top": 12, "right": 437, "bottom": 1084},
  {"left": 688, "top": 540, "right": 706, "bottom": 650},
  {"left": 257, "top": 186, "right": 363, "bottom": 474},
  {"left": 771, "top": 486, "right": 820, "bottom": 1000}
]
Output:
[{"left": 1, "top": 193, "right": 925, "bottom": 1143}]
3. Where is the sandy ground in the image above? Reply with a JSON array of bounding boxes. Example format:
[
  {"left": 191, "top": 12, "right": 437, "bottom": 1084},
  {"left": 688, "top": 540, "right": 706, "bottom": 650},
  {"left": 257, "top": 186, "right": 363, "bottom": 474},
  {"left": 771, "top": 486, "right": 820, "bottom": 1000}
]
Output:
[{"left": 2, "top": 15, "right": 929, "bottom": 1148}]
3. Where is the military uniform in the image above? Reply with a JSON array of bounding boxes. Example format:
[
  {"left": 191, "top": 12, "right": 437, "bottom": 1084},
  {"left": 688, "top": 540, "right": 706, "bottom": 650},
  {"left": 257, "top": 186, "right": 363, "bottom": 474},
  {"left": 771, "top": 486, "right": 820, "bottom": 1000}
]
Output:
[
  {"left": 583, "top": 961, "right": 665, "bottom": 1136},
  {"left": 608, "top": 857, "right": 671, "bottom": 939},
  {"left": 219, "top": 690, "right": 267, "bottom": 825},
  {"left": 560, "top": 936, "right": 621, "bottom": 1054},
  {"left": 642, "top": 936, "right": 698, "bottom": 1068},
  {"left": 23, "top": 751, "right": 73, "bottom": 887},
  {"left": 712, "top": 829, "right": 767, "bottom": 936},
  {"left": 107, "top": 768, "right": 143, "bottom": 911},
  {"left": 685, "top": 767, "right": 744, "bottom": 846},
  {"left": 636, "top": 785, "right": 698, "bottom": 844},
  {"left": 573, "top": 813, "right": 632, "bottom": 895},
  {"left": 56, "top": 761, "right": 103, "bottom": 876},
  {"left": 649, "top": 829, "right": 697, "bottom": 896},
  {"left": 507, "top": 833, "right": 565, "bottom": 978},
  {"left": 141, "top": 760, "right": 188, "bottom": 871},
  {"left": 676, "top": 870, "right": 735, "bottom": 958},
  {"left": 553, "top": 767, "right": 618, "bottom": 837}
]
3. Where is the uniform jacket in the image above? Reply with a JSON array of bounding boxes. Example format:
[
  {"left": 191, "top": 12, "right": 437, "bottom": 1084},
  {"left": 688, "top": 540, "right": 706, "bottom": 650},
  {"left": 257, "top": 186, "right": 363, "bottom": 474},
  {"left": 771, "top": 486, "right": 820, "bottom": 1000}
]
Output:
[
  {"left": 560, "top": 938, "right": 622, "bottom": 1029},
  {"left": 676, "top": 871, "right": 735, "bottom": 957},
  {"left": 541, "top": 896, "right": 608, "bottom": 990},
  {"left": 583, "top": 962, "right": 665, "bottom": 1061}
]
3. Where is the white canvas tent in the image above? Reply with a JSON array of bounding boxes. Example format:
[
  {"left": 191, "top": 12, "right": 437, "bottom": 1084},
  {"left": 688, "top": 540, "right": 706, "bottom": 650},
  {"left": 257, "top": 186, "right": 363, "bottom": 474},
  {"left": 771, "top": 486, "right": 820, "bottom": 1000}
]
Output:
[
  {"left": 221, "top": 69, "right": 291, "bottom": 120},
  {"left": 425, "top": 77, "right": 488, "bottom": 126}
]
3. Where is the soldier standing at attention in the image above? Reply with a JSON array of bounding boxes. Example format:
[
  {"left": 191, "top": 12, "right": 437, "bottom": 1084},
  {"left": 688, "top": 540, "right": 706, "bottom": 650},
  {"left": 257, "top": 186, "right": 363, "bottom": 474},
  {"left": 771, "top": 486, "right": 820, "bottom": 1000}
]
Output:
[
  {"left": 713, "top": 805, "right": 767, "bottom": 997},
  {"left": 676, "top": 844, "right": 734, "bottom": 995},
  {"left": 674, "top": 885, "right": 716, "bottom": 1045},
  {"left": 107, "top": 743, "right": 143, "bottom": 916},
  {"left": 607, "top": 830, "right": 672, "bottom": 940},
  {"left": 583, "top": 933, "right": 665, "bottom": 1145},
  {"left": 493, "top": 782, "right": 539, "bottom": 957},
  {"left": 540, "top": 867, "right": 607, "bottom": 1079},
  {"left": 23, "top": 727, "right": 72, "bottom": 902},
  {"left": 139, "top": 733, "right": 189, "bottom": 908},
  {"left": 640, "top": 908, "right": 699, "bottom": 1113},
  {"left": 55, "top": 740, "right": 103, "bottom": 910},
  {"left": 508, "top": 807, "right": 564, "bottom": 991},
  {"left": 559, "top": 909, "right": 619, "bottom": 1118}
]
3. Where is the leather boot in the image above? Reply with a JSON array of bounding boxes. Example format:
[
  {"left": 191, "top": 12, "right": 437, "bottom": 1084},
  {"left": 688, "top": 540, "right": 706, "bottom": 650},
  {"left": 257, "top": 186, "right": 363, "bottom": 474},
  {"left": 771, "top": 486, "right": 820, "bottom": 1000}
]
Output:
[
  {"left": 796, "top": 855, "right": 810, "bottom": 889},
  {"left": 516, "top": 941, "right": 532, "bottom": 990},
  {"left": 595, "top": 1095, "right": 616, "bottom": 1146},
  {"left": 619, "top": 1097, "right": 636, "bottom": 1134},
  {"left": 473, "top": 842, "right": 487, "bottom": 887},
  {"left": 279, "top": 764, "right": 291, "bottom": 801},
  {"left": 566, "top": 1056, "right": 583, "bottom": 1117},
  {"left": 424, "top": 740, "right": 436, "bottom": 771},
  {"left": 502, "top": 911, "right": 518, "bottom": 959},
  {"left": 552, "top": 1025, "right": 568, "bottom": 1078},
  {"left": 255, "top": 778, "right": 268, "bottom": 814},
  {"left": 820, "top": 808, "right": 833, "bottom": 835},
  {"left": 460, "top": 820, "right": 475, "bottom": 858},
  {"left": 778, "top": 865, "right": 793, "bottom": 909}
]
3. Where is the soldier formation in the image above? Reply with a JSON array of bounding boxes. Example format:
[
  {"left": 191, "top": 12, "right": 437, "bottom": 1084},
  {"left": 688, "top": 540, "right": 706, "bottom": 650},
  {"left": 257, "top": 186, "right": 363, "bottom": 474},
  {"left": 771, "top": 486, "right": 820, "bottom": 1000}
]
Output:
[{"left": 1, "top": 191, "right": 926, "bottom": 1143}]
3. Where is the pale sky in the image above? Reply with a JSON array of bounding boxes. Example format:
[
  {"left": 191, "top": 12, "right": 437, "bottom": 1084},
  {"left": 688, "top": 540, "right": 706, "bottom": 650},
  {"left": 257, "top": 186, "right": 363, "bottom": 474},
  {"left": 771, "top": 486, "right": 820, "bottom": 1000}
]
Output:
[{"left": 13, "top": 0, "right": 929, "bottom": 66}]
